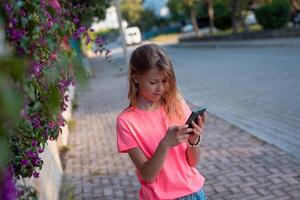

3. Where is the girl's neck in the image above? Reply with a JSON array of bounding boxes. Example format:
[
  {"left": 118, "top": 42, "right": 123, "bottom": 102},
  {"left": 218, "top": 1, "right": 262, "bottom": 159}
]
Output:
[{"left": 136, "top": 96, "right": 162, "bottom": 111}]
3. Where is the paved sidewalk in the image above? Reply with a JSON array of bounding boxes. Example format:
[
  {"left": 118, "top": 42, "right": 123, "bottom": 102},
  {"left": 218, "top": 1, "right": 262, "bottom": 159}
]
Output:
[{"left": 60, "top": 58, "right": 300, "bottom": 200}]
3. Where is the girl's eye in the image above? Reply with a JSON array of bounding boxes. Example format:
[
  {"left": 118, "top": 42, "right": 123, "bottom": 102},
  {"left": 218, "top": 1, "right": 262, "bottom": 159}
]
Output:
[
  {"left": 162, "top": 80, "right": 167, "bottom": 83},
  {"left": 149, "top": 82, "right": 156, "bottom": 85}
]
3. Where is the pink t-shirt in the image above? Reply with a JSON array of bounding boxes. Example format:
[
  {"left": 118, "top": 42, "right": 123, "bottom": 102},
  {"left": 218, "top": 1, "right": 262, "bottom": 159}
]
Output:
[{"left": 116, "top": 100, "right": 205, "bottom": 200}]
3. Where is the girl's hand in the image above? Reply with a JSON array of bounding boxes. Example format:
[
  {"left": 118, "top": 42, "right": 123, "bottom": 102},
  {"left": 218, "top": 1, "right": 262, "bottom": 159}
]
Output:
[
  {"left": 162, "top": 125, "right": 193, "bottom": 148},
  {"left": 189, "top": 113, "right": 206, "bottom": 143}
]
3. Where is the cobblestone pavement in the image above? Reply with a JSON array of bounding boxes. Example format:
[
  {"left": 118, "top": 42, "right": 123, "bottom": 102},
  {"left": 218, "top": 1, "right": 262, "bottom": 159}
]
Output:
[{"left": 60, "top": 58, "right": 300, "bottom": 200}]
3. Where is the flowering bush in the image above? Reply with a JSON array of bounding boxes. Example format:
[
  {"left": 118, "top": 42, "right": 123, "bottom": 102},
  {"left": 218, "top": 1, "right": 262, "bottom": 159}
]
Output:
[{"left": 0, "top": 0, "right": 110, "bottom": 199}]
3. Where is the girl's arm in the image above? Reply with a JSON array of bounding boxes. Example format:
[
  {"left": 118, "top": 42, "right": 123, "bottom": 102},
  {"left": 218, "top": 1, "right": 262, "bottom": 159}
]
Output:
[
  {"left": 128, "top": 140, "right": 168, "bottom": 182},
  {"left": 128, "top": 125, "right": 192, "bottom": 182},
  {"left": 186, "top": 140, "right": 201, "bottom": 167},
  {"left": 186, "top": 114, "right": 206, "bottom": 167}
]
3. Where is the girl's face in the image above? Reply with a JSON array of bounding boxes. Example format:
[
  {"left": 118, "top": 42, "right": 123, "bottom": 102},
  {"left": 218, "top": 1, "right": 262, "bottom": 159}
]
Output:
[{"left": 135, "top": 67, "right": 168, "bottom": 103}]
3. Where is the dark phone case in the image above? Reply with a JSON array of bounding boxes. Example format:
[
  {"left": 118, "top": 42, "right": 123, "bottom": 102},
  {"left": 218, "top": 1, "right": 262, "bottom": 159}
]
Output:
[{"left": 185, "top": 107, "right": 206, "bottom": 128}]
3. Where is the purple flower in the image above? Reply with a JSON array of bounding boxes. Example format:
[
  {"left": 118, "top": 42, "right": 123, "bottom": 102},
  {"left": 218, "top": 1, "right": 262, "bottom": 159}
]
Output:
[
  {"left": 38, "top": 147, "right": 44, "bottom": 153},
  {"left": 32, "top": 157, "right": 41, "bottom": 166},
  {"left": 9, "top": 18, "right": 17, "bottom": 27},
  {"left": 45, "top": 11, "right": 52, "bottom": 19},
  {"left": 25, "top": 150, "right": 37, "bottom": 159},
  {"left": 72, "top": 26, "right": 86, "bottom": 39},
  {"left": 4, "top": 3, "right": 12, "bottom": 13},
  {"left": 40, "top": 0, "right": 46, "bottom": 7},
  {"left": 43, "top": 131, "right": 48, "bottom": 140},
  {"left": 0, "top": 168, "right": 17, "bottom": 200},
  {"left": 33, "top": 171, "right": 39, "bottom": 178},
  {"left": 31, "top": 61, "right": 43, "bottom": 77},
  {"left": 32, "top": 140, "right": 38, "bottom": 147},
  {"left": 95, "top": 36, "right": 105, "bottom": 46},
  {"left": 73, "top": 17, "right": 80, "bottom": 24},
  {"left": 49, "top": 0, "right": 62, "bottom": 14},
  {"left": 48, "top": 121, "right": 56, "bottom": 129},
  {"left": 19, "top": 9, "right": 26, "bottom": 17},
  {"left": 20, "top": 159, "right": 30, "bottom": 167},
  {"left": 47, "top": 19, "right": 53, "bottom": 29},
  {"left": 8, "top": 28, "right": 24, "bottom": 42},
  {"left": 30, "top": 114, "right": 42, "bottom": 128},
  {"left": 57, "top": 114, "right": 65, "bottom": 126},
  {"left": 58, "top": 79, "right": 72, "bottom": 92}
]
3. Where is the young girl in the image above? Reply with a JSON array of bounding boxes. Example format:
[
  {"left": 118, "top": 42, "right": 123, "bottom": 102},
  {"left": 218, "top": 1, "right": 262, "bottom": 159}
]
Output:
[{"left": 116, "top": 44, "right": 206, "bottom": 200}]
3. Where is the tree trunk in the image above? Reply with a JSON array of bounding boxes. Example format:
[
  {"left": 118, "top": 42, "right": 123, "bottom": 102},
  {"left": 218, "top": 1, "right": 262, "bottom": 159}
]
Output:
[
  {"left": 230, "top": 0, "right": 238, "bottom": 34},
  {"left": 290, "top": 0, "right": 300, "bottom": 10},
  {"left": 191, "top": 10, "right": 202, "bottom": 37},
  {"left": 207, "top": 0, "right": 214, "bottom": 35},
  {"left": 242, "top": 0, "right": 251, "bottom": 32}
]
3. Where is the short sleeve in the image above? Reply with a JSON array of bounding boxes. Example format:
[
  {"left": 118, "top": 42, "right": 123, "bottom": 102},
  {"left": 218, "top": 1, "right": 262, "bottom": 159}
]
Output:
[{"left": 116, "top": 117, "right": 139, "bottom": 153}]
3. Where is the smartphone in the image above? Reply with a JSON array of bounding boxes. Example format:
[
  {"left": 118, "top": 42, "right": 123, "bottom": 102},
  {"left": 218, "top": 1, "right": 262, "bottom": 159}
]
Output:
[{"left": 185, "top": 106, "right": 206, "bottom": 129}]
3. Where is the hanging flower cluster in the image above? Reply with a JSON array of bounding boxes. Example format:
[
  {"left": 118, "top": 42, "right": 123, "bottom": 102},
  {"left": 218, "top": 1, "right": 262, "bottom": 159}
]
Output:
[{"left": 0, "top": 0, "right": 110, "bottom": 199}]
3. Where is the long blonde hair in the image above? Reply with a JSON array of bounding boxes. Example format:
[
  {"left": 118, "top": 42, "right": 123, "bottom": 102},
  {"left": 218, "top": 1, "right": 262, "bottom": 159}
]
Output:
[{"left": 128, "top": 43, "right": 184, "bottom": 123}]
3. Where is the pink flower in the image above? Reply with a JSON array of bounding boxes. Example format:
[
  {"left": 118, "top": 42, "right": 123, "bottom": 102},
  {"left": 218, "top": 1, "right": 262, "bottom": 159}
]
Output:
[
  {"left": 49, "top": 53, "right": 57, "bottom": 61},
  {"left": 48, "top": 121, "right": 56, "bottom": 129},
  {"left": 48, "top": 0, "right": 62, "bottom": 14}
]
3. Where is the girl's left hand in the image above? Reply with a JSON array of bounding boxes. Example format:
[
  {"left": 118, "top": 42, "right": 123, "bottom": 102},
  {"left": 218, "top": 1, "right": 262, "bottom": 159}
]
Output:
[{"left": 189, "top": 113, "right": 206, "bottom": 143}]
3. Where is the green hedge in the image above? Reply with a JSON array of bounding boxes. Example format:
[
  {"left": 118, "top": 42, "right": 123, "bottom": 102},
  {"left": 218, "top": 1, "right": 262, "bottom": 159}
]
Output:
[
  {"left": 255, "top": 0, "right": 290, "bottom": 30},
  {"left": 213, "top": 1, "right": 232, "bottom": 30}
]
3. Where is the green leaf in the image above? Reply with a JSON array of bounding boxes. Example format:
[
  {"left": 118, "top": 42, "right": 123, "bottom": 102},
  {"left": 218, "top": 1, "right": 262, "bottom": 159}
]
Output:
[
  {"left": 31, "top": 101, "right": 42, "bottom": 112},
  {"left": 0, "top": 75, "right": 23, "bottom": 121}
]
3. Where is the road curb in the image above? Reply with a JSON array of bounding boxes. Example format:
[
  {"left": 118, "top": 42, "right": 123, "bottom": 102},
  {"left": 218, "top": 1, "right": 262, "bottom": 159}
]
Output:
[{"left": 171, "top": 38, "right": 300, "bottom": 48}]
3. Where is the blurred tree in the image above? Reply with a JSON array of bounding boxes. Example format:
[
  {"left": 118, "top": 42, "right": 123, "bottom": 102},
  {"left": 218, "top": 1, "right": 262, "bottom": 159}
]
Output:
[
  {"left": 168, "top": 0, "right": 204, "bottom": 36},
  {"left": 229, "top": 0, "right": 250, "bottom": 33},
  {"left": 138, "top": 9, "right": 157, "bottom": 32},
  {"left": 167, "top": 0, "right": 189, "bottom": 22},
  {"left": 182, "top": 0, "right": 203, "bottom": 36},
  {"left": 207, "top": 0, "right": 214, "bottom": 35},
  {"left": 255, "top": 0, "right": 291, "bottom": 29},
  {"left": 168, "top": 0, "right": 216, "bottom": 36},
  {"left": 214, "top": 0, "right": 232, "bottom": 30},
  {"left": 66, "top": 0, "right": 110, "bottom": 27},
  {"left": 121, "top": 0, "right": 143, "bottom": 26}
]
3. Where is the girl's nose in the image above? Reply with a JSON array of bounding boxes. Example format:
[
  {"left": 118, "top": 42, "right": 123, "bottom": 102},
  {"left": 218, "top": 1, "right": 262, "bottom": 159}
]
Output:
[{"left": 156, "top": 83, "right": 164, "bottom": 91}]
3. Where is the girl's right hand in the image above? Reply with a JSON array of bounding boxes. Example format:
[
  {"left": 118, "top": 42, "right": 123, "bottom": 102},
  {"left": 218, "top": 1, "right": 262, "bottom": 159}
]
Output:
[{"left": 162, "top": 125, "right": 193, "bottom": 148}]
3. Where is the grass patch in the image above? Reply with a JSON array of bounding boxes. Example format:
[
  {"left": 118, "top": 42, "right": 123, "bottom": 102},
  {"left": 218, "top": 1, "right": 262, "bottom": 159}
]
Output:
[
  {"left": 212, "top": 24, "right": 263, "bottom": 37},
  {"left": 150, "top": 33, "right": 180, "bottom": 43},
  {"left": 72, "top": 98, "right": 78, "bottom": 111},
  {"left": 59, "top": 145, "right": 71, "bottom": 169},
  {"left": 67, "top": 119, "right": 77, "bottom": 132},
  {"left": 60, "top": 145, "right": 70, "bottom": 154}
]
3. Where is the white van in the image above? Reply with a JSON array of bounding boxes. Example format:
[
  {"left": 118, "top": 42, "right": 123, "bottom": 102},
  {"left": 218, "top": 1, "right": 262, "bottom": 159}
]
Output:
[{"left": 124, "top": 26, "right": 142, "bottom": 45}]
